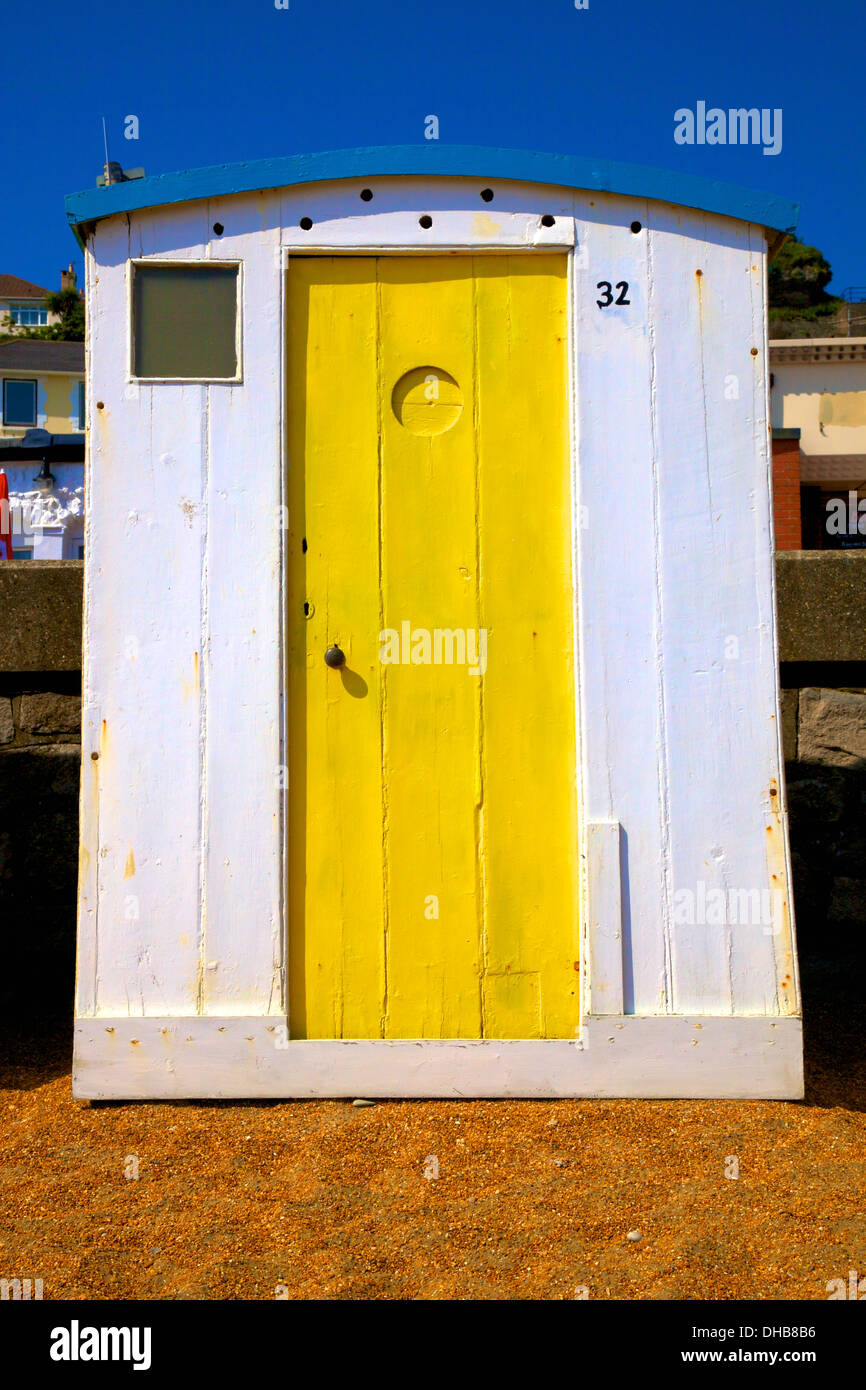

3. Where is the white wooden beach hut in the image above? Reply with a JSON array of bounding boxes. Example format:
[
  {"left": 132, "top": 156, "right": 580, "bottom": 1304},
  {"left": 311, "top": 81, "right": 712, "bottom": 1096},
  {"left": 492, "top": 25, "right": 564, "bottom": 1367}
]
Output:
[{"left": 66, "top": 146, "right": 803, "bottom": 1099}]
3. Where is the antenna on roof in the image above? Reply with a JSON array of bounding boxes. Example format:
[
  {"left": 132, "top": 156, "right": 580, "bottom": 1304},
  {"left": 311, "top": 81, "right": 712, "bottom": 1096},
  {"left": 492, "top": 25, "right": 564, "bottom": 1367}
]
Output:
[
  {"left": 96, "top": 116, "right": 145, "bottom": 187},
  {"left": 99, "top": 117, "right": 123, "bottom": 185}
]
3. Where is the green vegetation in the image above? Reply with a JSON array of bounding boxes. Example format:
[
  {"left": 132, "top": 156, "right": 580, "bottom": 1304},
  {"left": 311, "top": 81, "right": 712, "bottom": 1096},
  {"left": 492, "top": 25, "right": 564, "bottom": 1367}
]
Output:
[{"left": 769, "top": 238, "right": 844, "bottom": 338}]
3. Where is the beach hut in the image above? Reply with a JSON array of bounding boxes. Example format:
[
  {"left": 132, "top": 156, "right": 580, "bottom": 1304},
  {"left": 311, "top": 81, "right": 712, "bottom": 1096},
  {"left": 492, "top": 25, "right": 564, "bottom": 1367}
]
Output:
[{"left": 66, "top": 146, "right": 802, "bottom": 1099}]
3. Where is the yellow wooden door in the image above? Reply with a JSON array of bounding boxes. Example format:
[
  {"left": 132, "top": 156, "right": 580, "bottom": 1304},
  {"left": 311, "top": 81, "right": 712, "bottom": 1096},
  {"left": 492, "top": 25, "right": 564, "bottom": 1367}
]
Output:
[{"left": 287, "top": 254, "right": 577, "bottom": 1040}]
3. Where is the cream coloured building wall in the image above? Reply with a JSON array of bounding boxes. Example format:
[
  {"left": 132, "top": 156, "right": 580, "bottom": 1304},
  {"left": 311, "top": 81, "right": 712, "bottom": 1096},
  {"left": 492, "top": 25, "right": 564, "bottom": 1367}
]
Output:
[
  {"left": 770, "top": 340, "right": 866, "bottom": 483},
  {"left": 0, "top": 370, "right": 84, "bottom": 438}
]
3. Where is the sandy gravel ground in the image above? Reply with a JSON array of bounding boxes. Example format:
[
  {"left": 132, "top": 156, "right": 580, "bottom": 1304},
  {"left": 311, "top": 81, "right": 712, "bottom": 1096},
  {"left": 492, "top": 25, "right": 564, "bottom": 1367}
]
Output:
[{"left": 2, "top": 948, "right": 863, "bottom": 1301}]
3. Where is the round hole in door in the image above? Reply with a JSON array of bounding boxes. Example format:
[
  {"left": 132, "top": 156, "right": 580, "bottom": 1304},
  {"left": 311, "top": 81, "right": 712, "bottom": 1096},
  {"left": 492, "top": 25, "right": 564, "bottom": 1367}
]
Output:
[{"left": 392, "top": 367, "right": 463, "bottom": 436}]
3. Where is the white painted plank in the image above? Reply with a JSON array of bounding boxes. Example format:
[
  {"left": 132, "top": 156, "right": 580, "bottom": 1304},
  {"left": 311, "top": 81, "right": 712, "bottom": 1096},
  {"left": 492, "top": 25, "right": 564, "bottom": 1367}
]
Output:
[
  {"left": 200, "top": 194, "right": 285, "bottom": 1014},
  {"left": 75, "top": 242, "right": 100, "bottom": 1016},
  {"left": 649, "top": 207, "right": 789, "bottom": 1015},
  {"left": 73, "top": 1015, "right": 804, "bottom": 1100},
  {"left": 572, "top": 191, "right": 669, "bottom": 1016},
  {"left": 752, "top": 222, "right": 801, "bottom": 1019},
  {"left": 83, "top": 209, "right": 209, "bottom": 1015},
  {"left": 585, "top": 821, "right": 624, "bottom": 1014},
  {"left": 278, "top": 176, "right": 577, "bottom": 248}
]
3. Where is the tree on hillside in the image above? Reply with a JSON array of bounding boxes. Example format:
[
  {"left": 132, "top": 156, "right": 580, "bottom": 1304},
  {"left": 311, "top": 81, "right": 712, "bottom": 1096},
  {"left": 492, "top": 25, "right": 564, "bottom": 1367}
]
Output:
[{"left": 769, "top": 238, "right": 843, "bottom": 336}]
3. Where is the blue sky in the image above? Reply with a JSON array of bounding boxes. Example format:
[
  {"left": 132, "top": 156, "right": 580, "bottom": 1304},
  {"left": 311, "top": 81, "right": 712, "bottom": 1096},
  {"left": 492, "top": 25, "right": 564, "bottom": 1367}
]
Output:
[{"left": 2, "top": 0, "right": 862, "bottom": 292}]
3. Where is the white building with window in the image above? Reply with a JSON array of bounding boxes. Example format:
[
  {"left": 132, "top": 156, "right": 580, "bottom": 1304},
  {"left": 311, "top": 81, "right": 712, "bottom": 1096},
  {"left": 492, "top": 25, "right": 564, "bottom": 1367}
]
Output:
[
  {"left": 0, "top": 273, "right": 60, "bottom": 333},
  {"left": 0, "top": 339, "right": 85, "bottom": 438},
  {"left": 0, "top": 339, "right": 85, "bottom": 558}
]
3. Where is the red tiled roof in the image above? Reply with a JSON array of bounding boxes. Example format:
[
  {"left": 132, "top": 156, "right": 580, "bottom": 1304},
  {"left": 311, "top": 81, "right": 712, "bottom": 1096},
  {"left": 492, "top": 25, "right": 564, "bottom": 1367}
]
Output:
[{"left": 0, "top": 274, "right": 51, "bottom": 300}]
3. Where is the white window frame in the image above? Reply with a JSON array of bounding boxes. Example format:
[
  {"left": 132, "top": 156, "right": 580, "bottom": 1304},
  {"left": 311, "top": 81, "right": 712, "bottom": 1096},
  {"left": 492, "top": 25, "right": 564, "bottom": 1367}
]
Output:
[
  {"left": 127, "top": 259, "right": 243, "bottom": 384},
  {"left": 8, "top": 303, "right": 48, "bottom": 327}
]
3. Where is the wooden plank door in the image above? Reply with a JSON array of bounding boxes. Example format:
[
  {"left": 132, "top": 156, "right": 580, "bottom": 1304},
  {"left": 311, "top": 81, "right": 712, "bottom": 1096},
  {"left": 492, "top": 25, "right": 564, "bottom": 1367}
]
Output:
[{"left": 286, "top": 253, "right": 578, "bottom": 1040}]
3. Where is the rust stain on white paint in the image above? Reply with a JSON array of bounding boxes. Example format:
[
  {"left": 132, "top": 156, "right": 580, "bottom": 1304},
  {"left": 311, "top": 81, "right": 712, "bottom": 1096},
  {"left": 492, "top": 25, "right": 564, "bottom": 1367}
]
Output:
[{"left": 181, "top": 652, "right": 201, "bottom": 701}]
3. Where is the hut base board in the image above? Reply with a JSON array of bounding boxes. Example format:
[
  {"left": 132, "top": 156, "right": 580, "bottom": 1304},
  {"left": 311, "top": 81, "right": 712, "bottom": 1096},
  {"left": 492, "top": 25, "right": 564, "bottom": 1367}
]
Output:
[{"left": 73, "top": 1015, "right": 804, "bottom": 1101}]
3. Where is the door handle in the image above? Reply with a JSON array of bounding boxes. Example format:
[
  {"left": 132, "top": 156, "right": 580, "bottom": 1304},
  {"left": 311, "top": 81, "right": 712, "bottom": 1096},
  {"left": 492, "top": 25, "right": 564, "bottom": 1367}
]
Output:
[{"left": 324, "top": 645, "right": 346, "bottom": 668}]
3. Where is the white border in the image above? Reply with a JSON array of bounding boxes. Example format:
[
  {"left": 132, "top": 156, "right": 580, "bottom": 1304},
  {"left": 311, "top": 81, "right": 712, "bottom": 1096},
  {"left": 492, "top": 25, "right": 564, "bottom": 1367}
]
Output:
[{"left": 126, "top": 259, "right": 244, "bottom": 384}]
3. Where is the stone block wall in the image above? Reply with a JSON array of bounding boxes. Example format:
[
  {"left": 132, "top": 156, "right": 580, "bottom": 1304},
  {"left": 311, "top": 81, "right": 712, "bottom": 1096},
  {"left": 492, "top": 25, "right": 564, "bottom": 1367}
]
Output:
[
  {"left": 0, "top": 562, "right": 82, "bottom": 1017},
  {"left": 0, "top": 674, "right": 81, "bottom": 1018},
  {"left": 781, "top": 685, "right": 866, "bottom": 940}
]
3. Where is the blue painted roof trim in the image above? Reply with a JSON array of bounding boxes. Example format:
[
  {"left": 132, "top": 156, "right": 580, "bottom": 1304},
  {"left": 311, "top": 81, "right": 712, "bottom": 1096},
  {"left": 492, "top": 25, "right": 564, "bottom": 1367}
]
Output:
[{"left": 65, "top": 144, "right": 799, "bottom": 245}]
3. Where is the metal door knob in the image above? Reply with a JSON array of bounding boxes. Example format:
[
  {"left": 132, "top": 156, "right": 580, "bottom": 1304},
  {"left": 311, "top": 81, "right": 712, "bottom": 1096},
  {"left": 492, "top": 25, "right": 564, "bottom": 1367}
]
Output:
[{"left": 324, "top": 645, "right": 346, "bottom": 668}]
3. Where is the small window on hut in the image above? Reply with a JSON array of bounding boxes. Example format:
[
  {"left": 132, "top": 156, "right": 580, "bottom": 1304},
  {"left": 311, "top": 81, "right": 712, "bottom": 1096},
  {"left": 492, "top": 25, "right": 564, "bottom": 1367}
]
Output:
[{"left": 132, "top": 263, "right": 239, "bottom": 380}]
